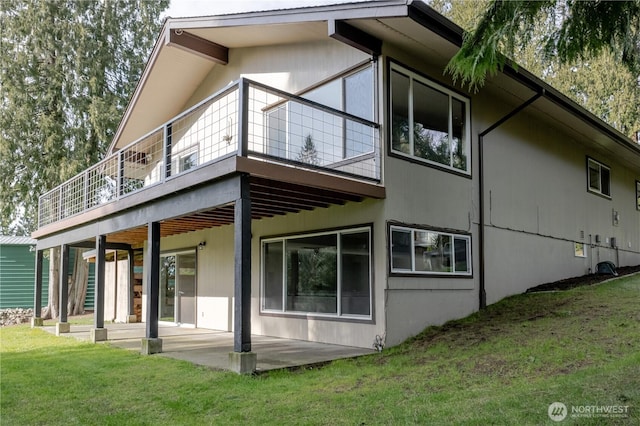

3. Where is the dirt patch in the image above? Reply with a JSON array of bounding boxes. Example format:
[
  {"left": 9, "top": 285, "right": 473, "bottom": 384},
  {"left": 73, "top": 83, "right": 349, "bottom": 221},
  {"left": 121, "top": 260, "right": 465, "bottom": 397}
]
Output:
[{"left": 526, "top": 265, "right": 640, "bottom": 293}]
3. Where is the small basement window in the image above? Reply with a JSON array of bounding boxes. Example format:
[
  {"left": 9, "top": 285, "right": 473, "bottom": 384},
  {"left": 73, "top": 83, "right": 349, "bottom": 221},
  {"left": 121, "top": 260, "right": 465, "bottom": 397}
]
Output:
[{"left": 390, "top": 225, "right": 471, "bottom": 276}]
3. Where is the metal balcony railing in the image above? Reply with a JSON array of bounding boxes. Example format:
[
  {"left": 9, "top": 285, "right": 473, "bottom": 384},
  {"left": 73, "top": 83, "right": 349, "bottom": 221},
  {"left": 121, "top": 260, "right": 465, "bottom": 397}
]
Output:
[{"left": 38, "top": 78, "right": 381, "bottom": 228}]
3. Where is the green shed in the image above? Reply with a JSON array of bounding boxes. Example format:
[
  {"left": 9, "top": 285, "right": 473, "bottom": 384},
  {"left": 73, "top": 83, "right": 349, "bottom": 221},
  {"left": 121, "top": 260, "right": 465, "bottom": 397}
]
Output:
[
  {"left": 0, "top": 236, "right": 48, "bottom": 309},
  {"left": 0, "top": 237, "right": 94, "bottom": 310}
]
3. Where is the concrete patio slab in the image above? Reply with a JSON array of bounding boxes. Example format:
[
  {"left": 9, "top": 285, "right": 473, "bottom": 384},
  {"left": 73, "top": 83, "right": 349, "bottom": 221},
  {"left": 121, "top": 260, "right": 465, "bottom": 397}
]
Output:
[{"left": 41, "top": 322, "right": 374, "bottom": 372}]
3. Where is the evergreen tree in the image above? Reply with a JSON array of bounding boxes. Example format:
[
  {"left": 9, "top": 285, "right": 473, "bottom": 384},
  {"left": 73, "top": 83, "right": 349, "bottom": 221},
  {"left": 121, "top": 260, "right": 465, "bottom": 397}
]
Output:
[
  {"left": 297, "top": 134, "right": 320, "bottom": 166},
  {"left": 445, "top": 0, "right": 640, "bottom": 93},
  {"left": 0, "top": 0, "right": 169, "bottom": 235},
  {"left": 429, "top": 0, "right": 639, "bottom": 140}
]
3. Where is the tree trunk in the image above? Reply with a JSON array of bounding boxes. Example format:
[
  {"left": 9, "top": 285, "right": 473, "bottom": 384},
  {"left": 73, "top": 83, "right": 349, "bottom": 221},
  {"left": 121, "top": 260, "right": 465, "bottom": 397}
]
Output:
[
  {"left": 68, "top": 248, "right": 89, "bottom": 316},
  {"left": 41, "top": 247, "right": 60, "bottom": 320}
]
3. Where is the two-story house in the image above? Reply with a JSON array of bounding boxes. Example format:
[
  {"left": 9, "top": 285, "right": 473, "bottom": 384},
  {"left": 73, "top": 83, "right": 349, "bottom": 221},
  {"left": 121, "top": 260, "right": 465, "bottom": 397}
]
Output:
[{"left": 31, "top": 1, "right": 640, "bottom": 373}]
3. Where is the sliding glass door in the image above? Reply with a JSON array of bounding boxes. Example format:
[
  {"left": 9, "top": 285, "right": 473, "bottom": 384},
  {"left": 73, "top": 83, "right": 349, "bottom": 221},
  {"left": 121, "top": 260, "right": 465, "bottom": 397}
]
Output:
[{"left": 159, "top": 251, "right": 196, "bottom": 325}]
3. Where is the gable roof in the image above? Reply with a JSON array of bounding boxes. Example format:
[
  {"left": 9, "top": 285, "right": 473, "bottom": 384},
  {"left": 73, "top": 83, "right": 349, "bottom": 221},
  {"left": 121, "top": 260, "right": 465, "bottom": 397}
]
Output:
[{"left": 108, "top": 0, "right": 640, "bottom": 173}]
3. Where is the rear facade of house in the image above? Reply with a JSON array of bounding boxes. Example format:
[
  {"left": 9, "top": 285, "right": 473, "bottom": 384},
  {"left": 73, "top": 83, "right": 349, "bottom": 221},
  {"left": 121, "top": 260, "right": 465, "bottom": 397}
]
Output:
[{"left": 31, "top": 1, "right": 640, "bottom": 358}]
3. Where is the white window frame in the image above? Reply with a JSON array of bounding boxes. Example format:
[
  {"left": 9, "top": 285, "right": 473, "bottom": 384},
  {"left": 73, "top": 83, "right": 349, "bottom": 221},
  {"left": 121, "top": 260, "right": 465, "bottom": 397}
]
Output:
[
  {"left": 574, "top": 242, "right": 587, "bottom": 258},
  {"left": 260, "top": 227, "right": 372, "bottom": 320},
  {"left": 178, "top": 148, "right": 198, "bottom": 173},
  {"left": 389, "top": 62, "right": 471, "bottom": 174},
  {"left": 390, "top": 225, "right": 472, "bottom": 276},
  {"left": 587, "top": 157, "right": 611, "bottom": 198}
]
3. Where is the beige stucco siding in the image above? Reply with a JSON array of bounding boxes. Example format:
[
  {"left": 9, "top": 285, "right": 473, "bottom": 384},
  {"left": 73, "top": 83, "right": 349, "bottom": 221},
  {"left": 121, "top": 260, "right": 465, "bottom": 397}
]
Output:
[
  {"left": 185, "top": 40, "right": 371, "bottom": 111},
  {"left": 482, "top": 109, "right": 640, "bottom": 303},
  {"left": 381, "top": 155, "right": 479, "bottom": 345}
]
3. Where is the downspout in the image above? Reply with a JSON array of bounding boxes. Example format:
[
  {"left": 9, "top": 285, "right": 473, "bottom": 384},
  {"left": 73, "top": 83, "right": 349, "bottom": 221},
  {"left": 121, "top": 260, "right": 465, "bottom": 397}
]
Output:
[{"left": 478, "top": 90, "right": 544, "bottom": 309}]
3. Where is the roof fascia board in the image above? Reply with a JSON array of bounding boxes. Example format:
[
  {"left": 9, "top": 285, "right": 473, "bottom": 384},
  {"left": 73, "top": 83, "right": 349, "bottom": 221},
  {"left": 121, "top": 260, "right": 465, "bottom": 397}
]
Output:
[
  {"left": 167, "top": 1, "right": 410, "bottom": 30},
  {"left": 407, "top": 0, "right": 463, "bottom": 46}
]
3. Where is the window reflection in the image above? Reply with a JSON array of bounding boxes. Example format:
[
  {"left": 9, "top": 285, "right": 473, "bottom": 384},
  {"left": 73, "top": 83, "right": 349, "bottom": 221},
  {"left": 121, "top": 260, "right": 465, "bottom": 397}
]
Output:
[{"left": 390, "top": 65, "right": 470, "bottom": 173}]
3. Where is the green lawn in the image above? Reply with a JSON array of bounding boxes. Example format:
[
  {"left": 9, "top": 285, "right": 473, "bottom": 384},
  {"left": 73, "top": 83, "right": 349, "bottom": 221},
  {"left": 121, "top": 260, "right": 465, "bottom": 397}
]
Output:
[{"left": 2, "top": 275, "right": 639, "bottom": 425}]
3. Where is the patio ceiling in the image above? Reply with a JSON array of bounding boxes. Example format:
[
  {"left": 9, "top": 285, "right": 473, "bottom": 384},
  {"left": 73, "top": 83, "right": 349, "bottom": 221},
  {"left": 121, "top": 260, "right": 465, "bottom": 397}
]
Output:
[{"left": 105, "top": 176, "right": 367, "bottom": 246}]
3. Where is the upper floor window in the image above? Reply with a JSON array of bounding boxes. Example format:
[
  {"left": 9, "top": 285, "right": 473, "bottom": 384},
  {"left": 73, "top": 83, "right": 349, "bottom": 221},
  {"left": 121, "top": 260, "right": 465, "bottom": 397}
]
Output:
[
  {"left": 264, "top": 63, "right": 379, "bottom": 180},
  {"left": 636, "top": 181, "right": 640, "bottom": 210},
  {"left": 587, "top": 157, "right": 610, "bottom": 197},
  {"left": 390, "top": 62, "right": 471, "bottom": 174}
]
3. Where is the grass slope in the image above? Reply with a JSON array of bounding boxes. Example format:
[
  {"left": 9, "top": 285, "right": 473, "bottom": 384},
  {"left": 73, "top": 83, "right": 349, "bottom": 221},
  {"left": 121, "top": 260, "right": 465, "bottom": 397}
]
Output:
[{"left": 1, "top": 275, "right": 639, "bottom": 425}]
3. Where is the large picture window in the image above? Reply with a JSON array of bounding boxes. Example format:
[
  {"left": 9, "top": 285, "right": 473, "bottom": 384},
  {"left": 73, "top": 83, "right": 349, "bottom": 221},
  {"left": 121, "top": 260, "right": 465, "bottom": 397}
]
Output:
[
  {"left": 262, "top": 227, "right": 372, "bottom": 318},
  {"left": 587, "top": 157, "right": 611, "bottom": 197},
  {"left": 390, "top": 62, "right": 471, "bottom": 174},
  {"left": 390, "top": 225, "right": 471, "bottom": 276}
]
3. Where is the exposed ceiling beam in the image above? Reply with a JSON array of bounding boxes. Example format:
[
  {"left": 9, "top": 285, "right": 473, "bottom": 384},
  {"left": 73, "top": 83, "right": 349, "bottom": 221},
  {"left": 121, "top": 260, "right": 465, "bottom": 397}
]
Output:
[
  {"left": 328, "top": 19, "right": 381, "bottom": 56},
  {"left": 167, "top": 29, "right": 229, "bottom": 64}
]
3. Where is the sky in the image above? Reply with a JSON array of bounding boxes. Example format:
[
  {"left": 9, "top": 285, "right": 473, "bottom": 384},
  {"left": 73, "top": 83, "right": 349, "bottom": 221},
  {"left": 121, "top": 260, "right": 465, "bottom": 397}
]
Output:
[{"left": 163, "top": 0, "right": 367, "bottom": 18}]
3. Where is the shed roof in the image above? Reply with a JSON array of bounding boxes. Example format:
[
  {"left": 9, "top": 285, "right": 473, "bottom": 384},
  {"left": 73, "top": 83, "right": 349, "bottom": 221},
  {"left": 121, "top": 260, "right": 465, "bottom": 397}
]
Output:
[{"left": 0, "top": 236, "right": 36, "bottom": 246}]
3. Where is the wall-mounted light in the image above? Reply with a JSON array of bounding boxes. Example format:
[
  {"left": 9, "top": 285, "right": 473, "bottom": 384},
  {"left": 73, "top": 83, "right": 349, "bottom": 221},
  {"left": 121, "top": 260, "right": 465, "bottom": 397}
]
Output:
[{"left": 198, "top": 241, "right": 206, "bottom": 250}]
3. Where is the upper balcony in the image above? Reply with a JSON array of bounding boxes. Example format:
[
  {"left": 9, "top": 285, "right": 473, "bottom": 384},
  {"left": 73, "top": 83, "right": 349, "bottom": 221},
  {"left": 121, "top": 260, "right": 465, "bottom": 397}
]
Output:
[{"left": 35, "top": 78, "right": 383, "bottom": 236}]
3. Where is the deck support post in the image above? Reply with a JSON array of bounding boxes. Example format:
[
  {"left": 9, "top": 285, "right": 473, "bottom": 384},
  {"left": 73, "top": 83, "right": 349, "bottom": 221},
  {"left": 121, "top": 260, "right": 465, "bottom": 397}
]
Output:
[
  {"left": 91, "top": 235, "right": 108, "bottom": 342},
  {"left": 230, "top": 174, "right": 256, "bottom": 374},
  {"left": 142, "top": 221, "right": 162, "bottom": 354}
]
